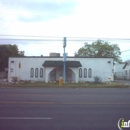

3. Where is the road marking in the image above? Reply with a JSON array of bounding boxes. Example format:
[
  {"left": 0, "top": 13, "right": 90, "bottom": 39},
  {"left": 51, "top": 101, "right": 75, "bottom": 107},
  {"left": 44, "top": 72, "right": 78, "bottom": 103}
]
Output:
[
  {"left": 0, "top": 101, "right": 55, "bottom": 104},
  {"left": 0, "top": 94, "right": 53, "bottom": 96},
  {"left": 62, "top": 102, "right": 130, "bottom": 105},
  {"left": 0, "top": 101, "right": 130, "bottom": 105},
  {"left": 0, "top": 117, "right": 52, "bottom": 120}
]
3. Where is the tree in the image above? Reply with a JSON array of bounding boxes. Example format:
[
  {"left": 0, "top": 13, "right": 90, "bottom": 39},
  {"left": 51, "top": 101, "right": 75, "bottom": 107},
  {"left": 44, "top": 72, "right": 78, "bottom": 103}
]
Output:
[
  {"left": 74, "top": 40, "right": 122, "bottom": 63},
  {"left": 0, "top": 44, "right": 25, "bottom": 71}
]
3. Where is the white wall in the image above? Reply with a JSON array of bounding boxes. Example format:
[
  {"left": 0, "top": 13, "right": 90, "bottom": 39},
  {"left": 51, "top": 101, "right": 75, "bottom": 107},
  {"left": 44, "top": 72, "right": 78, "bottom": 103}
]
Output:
[
  {"left": 8, "top": 57, "right": 45, "bottom": 82},
  {"left": 74, "top": 57, "right": 113, "bottom": 82},
  {"left": 8, "top": 57, "right": 113, "bottom": 82}
]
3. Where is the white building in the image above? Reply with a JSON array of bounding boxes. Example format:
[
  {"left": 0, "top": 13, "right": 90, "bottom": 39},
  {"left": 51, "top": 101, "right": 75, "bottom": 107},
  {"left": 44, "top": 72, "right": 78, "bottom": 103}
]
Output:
[
  {"left": 8, "top": 56, "right": 114, "bottom": 83},
  {"left": 122, "top": 62, "right": 130, "bottom": 80}
]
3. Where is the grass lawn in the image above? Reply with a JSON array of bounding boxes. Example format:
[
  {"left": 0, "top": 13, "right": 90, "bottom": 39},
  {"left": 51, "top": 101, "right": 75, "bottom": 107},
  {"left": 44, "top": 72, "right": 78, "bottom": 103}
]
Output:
[{"left": 0, "top": 81, "right": 130, "bottom": 88}]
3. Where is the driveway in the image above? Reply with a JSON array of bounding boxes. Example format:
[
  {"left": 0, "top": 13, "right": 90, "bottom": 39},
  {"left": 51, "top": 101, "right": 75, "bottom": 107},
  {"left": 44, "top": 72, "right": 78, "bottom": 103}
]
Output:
[{"left": 114, "top": 79, "right": 130, "bottom": 85}]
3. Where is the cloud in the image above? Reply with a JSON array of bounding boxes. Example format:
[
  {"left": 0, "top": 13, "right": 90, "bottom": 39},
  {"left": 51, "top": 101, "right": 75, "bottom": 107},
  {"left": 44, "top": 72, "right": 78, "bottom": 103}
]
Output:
[
  {"left": 0, "top": 0, "right": 78, "bottom": 22},
  {"left": 1, "top": 0, "right": 77, "bottom": 12}
]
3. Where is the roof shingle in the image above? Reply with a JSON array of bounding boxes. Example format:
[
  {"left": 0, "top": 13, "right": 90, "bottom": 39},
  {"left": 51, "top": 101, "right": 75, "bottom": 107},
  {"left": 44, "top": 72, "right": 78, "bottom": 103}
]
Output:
[{"left": 43, "top": 61, "right": 82, "bottom": 67}]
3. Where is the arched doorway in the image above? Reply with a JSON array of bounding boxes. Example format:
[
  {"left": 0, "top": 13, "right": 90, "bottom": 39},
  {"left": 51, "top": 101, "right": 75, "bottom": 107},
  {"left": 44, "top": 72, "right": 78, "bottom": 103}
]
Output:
[
  {"left": 49, "top": 67, "right": 76, "bottom": 82},
  {"left": 49, "top": 69, "right": 56, "bottom": 81},
  {"left": 66, "top": 68, "right": 75, "bottom": 82},
  {"left": 49, "top": 67, "right": 63, "bottom": 82}
]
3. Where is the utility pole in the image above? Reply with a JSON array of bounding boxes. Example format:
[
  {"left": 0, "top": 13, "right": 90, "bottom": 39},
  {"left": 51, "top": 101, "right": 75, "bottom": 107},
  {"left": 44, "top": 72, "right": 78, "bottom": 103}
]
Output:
[{"left": 63, "top": 37, "right": 66, "bottom": 83}]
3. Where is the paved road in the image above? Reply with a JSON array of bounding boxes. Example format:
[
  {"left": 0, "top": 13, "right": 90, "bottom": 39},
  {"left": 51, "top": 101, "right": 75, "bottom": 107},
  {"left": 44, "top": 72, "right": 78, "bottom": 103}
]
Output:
[{"left": 0, "top": 88, "right": 130, "bottom": 130}]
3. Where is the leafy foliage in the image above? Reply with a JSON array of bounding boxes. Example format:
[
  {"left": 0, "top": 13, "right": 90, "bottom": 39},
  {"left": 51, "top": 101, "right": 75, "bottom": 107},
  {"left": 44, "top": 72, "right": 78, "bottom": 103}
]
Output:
[
  {"left": 0, "top": 44, "right": 24, "bottom": 71},
  {"left": 74, "top": 40, "right": 122, "bottom": 63}
]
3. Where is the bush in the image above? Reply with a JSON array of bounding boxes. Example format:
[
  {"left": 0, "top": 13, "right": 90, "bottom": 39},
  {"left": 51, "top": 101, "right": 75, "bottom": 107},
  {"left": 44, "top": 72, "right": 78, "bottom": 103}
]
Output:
[{"left": 93, "top": 76, "right": 102, "bottom": 84}]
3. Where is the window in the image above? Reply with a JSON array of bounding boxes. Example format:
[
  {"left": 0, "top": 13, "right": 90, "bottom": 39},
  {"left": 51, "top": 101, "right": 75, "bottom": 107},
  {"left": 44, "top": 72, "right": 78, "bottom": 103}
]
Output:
[
  {"left": 125, "top": 70, "right": 128, "bottom": 76},
  {"left": 88, "top": 68, "right": 92, "bottom": 78},
  {"left": 11, "top": 61, "right": 14, "bottom": 63},
  {"left": 30, "top": 68, "right": 34, "bottom": 77},
  {"left": 35, "top": 68, "right": 38, "bottom": 77},
  {"left": 40, "top": 68, "right": 43, "bottom": 77},
  {"left": 84, "top": 68, "right": 87, "bottom": 78},
  {"left": 79, "top": 68, "right": 82, "bottom": 78}
]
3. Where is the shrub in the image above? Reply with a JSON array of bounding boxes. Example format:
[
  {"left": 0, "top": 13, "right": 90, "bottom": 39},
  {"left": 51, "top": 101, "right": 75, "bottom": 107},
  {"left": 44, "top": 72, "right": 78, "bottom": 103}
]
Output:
[{"left": 93, "top": 76, "right": 102, "bottom": 84}]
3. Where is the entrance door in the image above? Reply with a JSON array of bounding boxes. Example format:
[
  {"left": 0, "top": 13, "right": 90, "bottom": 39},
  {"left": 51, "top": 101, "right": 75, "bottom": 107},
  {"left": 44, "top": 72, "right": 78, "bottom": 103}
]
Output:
[
  {"left": 50, "top": 69, "right": 56, "bottom": 81},
  {"left": 66, "top": 68, "right": 72, "bottom": 82}
]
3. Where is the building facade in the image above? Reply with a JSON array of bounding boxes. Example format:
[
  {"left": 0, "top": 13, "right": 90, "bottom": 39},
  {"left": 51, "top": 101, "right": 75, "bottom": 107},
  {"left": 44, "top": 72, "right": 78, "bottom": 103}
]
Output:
[
  {"left": 8, "top": 56, "right": 114, "bottom": 83},
  {"left": 122, "top": 62, "right": 130, "bottom": 80}
]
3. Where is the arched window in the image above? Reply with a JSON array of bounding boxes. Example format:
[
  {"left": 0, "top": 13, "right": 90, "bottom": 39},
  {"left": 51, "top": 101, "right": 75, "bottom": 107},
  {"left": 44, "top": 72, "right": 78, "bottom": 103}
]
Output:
[
  {"left": 84, "top": 68, "right": 87, "bottom": 78},
  {"left": 88, "top": 68, "right": 92, "bottom": 78},
  {"left": 35, "top": 68, "right": 38, "bottom": 77},
  {"left": 30, "top": 68, "right": 34, "bottom": 77},
  {"left": 79, "top": 68, "right": 82, "bottom": 78},
  {"left": 40, "top": 68, "right": 43, "bottom": 77}
]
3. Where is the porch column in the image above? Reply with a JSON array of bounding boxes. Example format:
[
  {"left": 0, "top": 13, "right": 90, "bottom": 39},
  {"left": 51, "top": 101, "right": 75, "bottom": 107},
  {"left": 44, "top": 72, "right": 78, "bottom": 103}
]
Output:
[
  {"left": 45, "top": 67, "right": 49, "bottom": 83},
  {"left": 75, "top": 68, "right": 79, "bottom": 83},
  {"left": 44, "top": 67, "right": 55, "bottom": 83},
  {"left": 70, "top": 67, "right": 79, "bottom": 83}
]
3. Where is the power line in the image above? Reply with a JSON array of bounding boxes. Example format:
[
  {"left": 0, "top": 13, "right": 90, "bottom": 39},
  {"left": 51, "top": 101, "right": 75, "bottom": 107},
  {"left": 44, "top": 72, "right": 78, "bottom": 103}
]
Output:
[
  {"left": 121, "top": 49, "right": 130, "bottom": 52},
  {"left": 0, "top": 35, "right": 130, "bottom": 41},
  {"left": 0, "top": 35, "right": 62, "bottom": 38}
]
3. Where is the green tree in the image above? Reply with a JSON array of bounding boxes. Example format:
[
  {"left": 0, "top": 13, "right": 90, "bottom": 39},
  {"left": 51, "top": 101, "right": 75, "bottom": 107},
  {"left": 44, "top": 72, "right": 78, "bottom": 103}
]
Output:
[
  {"left": 0, "top": 44, "right": 24, "bottom": 71},
  {"left": 74, "top": 40, "right": 122, "bottom": 63}
]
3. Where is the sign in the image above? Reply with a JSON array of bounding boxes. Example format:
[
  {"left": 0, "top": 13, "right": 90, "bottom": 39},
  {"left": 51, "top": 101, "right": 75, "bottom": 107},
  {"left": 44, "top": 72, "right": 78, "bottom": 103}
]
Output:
[
  {"left": 118, "top": 118, "right": 130, "bottom": 130},
  {"left": 63, "top": 37, "right": 66, "bottom": 47}
]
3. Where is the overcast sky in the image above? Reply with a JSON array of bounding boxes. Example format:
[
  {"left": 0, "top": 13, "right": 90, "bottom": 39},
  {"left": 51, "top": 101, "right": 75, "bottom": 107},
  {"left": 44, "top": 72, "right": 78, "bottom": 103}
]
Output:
[{"left": 0, "top": 0, "right": 130, "bottom": 61}]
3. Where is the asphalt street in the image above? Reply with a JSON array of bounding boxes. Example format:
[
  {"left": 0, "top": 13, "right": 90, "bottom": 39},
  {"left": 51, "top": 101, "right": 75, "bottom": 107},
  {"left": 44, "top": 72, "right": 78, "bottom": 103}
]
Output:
[{"left": 0, "top": 88, "right": 130, "bottom": 130}]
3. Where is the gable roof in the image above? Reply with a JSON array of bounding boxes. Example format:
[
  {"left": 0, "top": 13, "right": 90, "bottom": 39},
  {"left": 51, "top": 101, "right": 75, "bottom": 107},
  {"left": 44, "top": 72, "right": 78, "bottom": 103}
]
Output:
[
  {"left": 43, "top": 61, "right": 82, "bottom": 67},
  {"left": 123, "top": 62, "right": 128, "bottom": 69}
]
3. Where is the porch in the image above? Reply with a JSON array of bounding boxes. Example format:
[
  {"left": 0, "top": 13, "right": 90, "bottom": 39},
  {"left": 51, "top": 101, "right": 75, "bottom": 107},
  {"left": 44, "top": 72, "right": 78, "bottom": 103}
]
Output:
[{"left": 43, "top": 60, "right": 82, "bottom": 83}]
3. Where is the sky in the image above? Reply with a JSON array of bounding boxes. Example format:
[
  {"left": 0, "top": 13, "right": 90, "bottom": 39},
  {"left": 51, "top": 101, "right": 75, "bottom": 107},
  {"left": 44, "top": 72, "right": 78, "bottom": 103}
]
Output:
[{"left": 0, "top": 0, "right": 130, "bottom": 61}]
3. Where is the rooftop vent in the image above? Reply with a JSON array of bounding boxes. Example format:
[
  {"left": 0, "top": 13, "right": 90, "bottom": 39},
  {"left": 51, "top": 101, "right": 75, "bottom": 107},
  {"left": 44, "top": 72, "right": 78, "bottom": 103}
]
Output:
[{"left": 50, "top": 53, "right": 60, "bottom": 57}]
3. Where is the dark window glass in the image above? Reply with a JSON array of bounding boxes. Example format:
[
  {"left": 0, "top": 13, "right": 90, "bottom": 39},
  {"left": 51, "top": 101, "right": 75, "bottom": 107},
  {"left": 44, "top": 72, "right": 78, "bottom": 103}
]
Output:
[
  {"left": 40, "top": 68, "right": 43, "bottom": 77},
  {"left": 84, "top": 68, "right": 87, "bottom": 78},
  {"left": 88, "top": 68, "right": 92, "bottom": 78},
  {"left": 125, "top": 70, "right": 127, "bottom": 76},
  {"left": 79, "top": 68, "right": 82, "bottom": 78},
  {"left": 35, "top": 68, "right": 38, "bottom": 77},
  {"left": 30, "top": 68, "right": 34, "bottom": 77}
]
